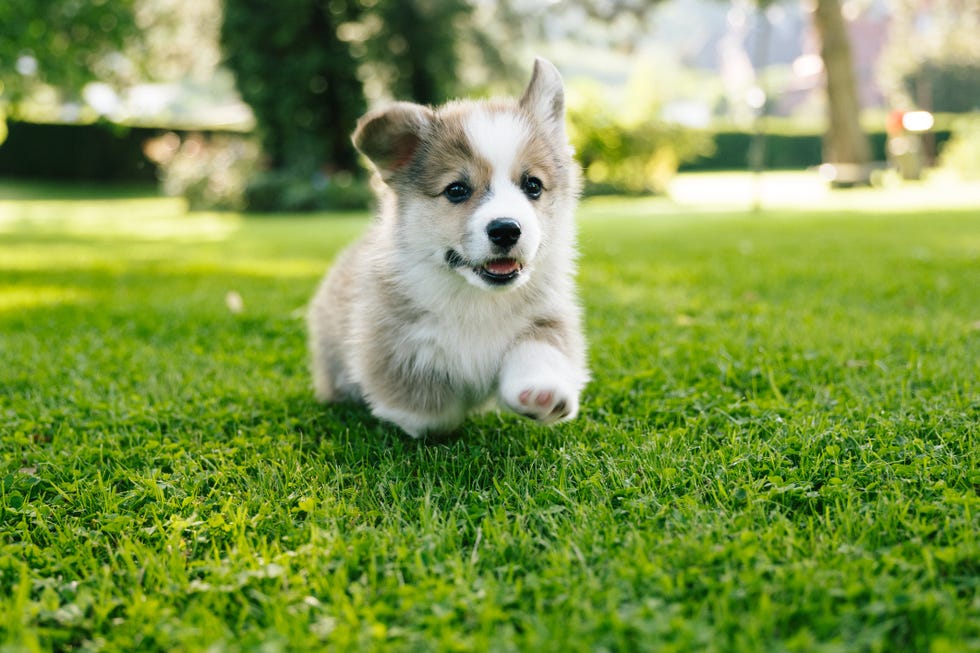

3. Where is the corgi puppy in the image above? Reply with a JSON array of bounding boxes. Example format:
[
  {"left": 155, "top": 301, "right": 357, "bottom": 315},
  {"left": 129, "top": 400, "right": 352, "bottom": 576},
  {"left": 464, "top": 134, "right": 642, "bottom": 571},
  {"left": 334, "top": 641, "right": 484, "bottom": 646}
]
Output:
[{"left": 308, "top": 58, "right": 588, "bottom": 438}]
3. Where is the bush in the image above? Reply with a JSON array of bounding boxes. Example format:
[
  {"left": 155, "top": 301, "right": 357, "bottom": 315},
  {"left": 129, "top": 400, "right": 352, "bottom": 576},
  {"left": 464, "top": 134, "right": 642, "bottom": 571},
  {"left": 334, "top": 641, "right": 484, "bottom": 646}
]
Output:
[
  {"left": 244, "top": 170, "right": 373, "bottom": 213},
  {"left": 937, "top": 116, "right": 980, "bottom": 180},
  {"left": 145, "top": 132, "right": 261, "bottom": 211},
  {"left": 904, "top": 62, "right": 980, "bottom": 114},
  {"left": 146, "top": 131, "right": 373, "bottom": 212},
  {"left": 567, "top": 83, "right": 713, "bottom": 195}
]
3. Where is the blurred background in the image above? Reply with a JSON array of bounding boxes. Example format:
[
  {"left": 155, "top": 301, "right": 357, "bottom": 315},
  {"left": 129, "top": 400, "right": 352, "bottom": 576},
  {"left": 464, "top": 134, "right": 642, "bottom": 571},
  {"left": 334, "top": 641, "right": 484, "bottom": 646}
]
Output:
[{"left": 0, "top": 0, "right": 977, "bottom": 212}]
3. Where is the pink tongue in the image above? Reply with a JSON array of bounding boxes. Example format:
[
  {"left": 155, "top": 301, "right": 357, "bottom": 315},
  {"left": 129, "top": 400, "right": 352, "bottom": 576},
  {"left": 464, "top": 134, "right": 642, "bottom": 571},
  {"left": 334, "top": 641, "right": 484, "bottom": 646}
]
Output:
[{"left": 485, "top": 259, "right": 519, "bottom": 275}]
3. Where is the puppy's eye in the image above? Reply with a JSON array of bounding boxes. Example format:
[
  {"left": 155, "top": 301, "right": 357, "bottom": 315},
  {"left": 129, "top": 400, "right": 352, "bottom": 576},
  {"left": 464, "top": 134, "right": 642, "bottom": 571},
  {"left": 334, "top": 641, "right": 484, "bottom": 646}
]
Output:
[
  {"left": 521, "top": 175, "right": 544, "bottom": 200},
  {"left": 443, "top": 181, "right": 472, "bottom": 204}
]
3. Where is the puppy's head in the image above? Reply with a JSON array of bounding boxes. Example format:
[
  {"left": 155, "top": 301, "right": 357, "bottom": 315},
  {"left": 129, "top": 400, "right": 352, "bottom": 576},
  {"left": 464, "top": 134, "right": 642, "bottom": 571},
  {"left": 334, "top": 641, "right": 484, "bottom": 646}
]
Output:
[{"left": 352, "top": 58, "right": 579, "bottom": 292}]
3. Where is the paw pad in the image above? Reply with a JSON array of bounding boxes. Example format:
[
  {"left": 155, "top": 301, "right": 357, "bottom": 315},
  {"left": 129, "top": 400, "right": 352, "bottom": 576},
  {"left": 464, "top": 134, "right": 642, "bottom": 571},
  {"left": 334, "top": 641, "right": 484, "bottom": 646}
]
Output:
[{"left": 513, "top": 386, "right": 575, "bottom": 424}]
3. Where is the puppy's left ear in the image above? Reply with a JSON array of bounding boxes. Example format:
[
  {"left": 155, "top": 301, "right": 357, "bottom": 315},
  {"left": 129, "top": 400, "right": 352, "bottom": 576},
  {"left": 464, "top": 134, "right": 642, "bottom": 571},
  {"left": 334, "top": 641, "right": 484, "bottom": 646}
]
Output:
[{"left": 519, "top": 57, "right": 566, "bottom": 135}]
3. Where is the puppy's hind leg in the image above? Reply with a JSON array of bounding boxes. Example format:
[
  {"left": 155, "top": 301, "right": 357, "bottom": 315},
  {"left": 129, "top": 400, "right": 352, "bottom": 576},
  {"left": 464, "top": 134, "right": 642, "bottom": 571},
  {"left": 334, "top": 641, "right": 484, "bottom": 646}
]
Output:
[
  {"left": 307, "top": 289, "right": 354, "bottom": 403},
  {"left": 369, "top": 402, "right": 467, "bottom": 439},
  {"left": 309, "top": 329, "right": 362, "bottom": 404},
  {"left": 310, "top": 344, "right": 337, "bottom": 403},
  {"left": 498, "top": 340, "right": 588, "bottom": 425}
]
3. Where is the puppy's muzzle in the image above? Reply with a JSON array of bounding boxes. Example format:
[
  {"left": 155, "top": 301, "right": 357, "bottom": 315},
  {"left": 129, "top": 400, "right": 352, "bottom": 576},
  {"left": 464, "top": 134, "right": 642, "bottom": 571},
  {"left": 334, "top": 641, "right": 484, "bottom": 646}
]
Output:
[{"left": 486, "top": 218, "right": 521, "bottom": 250}]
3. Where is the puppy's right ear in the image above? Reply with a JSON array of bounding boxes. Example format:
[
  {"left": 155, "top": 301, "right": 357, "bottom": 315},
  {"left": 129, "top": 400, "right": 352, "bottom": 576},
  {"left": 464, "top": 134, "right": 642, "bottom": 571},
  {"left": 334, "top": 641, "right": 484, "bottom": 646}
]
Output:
[{"left": 352, "top": 102, "right": 433, "bottom": 182}]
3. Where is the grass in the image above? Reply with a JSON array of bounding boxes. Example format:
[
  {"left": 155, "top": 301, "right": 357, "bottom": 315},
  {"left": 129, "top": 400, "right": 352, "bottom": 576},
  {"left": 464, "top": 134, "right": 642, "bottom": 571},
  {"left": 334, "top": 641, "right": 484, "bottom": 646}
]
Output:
[{"left": 1, "top": 175, "right": 979, "bottom": 652}]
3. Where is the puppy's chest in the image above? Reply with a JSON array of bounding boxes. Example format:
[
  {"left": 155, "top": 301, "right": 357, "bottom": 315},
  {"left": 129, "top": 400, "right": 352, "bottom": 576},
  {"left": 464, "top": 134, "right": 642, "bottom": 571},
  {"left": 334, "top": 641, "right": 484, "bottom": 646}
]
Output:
[{"left": 402, "top": 310, "right": 523, "bottom": 388}]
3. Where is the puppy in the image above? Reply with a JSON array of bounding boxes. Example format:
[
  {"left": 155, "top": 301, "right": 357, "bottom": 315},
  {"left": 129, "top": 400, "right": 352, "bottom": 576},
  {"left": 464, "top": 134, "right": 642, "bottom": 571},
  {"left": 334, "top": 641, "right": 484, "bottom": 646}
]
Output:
[{"left": 307, "top": 58, "right": 589, "bottom": 438}]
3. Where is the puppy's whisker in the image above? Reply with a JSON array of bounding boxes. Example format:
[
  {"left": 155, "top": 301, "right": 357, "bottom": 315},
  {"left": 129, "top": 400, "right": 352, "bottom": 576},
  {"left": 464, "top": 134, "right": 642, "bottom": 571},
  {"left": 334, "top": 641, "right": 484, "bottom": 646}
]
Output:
[{"left": 445, "top": 249, "right": 468, "bottom": 269}]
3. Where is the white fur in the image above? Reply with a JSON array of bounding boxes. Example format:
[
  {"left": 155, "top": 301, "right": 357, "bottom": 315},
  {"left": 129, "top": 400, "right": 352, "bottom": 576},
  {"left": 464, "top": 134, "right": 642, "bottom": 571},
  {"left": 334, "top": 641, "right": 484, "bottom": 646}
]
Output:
[
  {"left": 448, "top": 110, "right": 542, "bottom": 292},
  {"left": 465, "top": 109, "right": 529, "bottom": 176},
  {"left": 499, "top": 340, "right": 586, "bottom": 423}
]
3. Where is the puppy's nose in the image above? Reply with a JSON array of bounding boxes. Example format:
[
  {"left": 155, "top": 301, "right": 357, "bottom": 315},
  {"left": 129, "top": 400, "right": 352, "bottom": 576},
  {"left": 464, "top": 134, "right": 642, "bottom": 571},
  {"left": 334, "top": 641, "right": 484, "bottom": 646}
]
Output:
[{"left": 487, "top": 218, "right": 521, "bottom": 248}]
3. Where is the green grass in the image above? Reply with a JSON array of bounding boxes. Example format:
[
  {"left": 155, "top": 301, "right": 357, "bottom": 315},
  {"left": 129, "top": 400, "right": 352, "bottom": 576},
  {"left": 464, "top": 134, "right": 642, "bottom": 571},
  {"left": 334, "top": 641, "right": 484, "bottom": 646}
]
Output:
[{"left": 1, "top": 177, "right": 979, "bottom": 652}]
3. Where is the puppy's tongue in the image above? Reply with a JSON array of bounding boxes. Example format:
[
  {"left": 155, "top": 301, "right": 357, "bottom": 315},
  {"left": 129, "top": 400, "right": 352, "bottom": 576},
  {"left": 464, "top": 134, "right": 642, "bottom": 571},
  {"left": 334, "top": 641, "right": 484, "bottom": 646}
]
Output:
[{"left": 484, "top": 258, "right": 520, "bottom": 275}]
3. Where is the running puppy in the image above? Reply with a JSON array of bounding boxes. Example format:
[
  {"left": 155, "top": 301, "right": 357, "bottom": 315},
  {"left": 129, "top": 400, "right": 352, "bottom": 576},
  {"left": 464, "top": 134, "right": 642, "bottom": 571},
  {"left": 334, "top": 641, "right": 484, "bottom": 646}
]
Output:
[{"left": 308, "top": 58, "right": 588, "bottom": 437}]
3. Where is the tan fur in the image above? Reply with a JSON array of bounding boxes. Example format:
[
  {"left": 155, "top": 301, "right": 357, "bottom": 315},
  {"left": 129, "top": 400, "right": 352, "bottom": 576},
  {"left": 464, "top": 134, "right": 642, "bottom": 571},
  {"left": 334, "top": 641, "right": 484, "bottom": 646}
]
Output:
[{"left": 307, "top": 59, "right": 589, "bottom": 437}]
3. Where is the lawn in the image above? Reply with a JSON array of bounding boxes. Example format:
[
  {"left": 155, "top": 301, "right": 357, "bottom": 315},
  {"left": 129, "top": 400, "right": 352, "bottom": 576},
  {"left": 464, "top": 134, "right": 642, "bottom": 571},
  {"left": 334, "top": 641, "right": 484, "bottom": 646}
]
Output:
[{"left": 1, "top": 176, "right": 978, "bottom": 652}]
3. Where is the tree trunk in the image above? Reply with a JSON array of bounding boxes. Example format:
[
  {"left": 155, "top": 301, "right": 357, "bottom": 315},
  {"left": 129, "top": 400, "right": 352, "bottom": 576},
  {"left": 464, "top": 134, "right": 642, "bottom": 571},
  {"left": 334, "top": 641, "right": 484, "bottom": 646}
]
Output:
[{"left": 813, "top": 0, "right": 872, "bottom": 185}]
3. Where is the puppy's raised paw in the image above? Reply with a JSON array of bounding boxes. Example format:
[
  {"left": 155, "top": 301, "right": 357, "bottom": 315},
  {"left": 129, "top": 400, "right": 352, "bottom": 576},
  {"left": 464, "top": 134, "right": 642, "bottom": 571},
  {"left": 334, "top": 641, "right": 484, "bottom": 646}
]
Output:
[{"left": 508, "top": 384, "right": 578, "bottom": 424}]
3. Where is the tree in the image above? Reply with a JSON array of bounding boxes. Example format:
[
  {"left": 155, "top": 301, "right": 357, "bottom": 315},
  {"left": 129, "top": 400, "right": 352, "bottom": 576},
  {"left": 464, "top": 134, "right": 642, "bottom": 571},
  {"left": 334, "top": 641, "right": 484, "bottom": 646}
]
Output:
[
  {"left": 338, "top": 0, "right": 521, "bottom": 106},
  {"left": 134, "top": 0, "right": 225, "bottom": 85},
  {"left": 0, "top": 1, "right": 140, "bottom": 114},
  {"left": 220, "top": 0, "right": 365, "bottom": 175},
  {"left": 365, "top": 0, "right": 470, "bottom": 105},
  {"left": 812, "top": 0, "right": 871, "bottom": 182}
]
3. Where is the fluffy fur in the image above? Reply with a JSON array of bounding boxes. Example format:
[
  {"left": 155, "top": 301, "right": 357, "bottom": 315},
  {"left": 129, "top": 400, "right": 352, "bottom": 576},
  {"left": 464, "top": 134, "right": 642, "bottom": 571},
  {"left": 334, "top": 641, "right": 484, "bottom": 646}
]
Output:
[{"left": 307, "top": 58, "right": 589, "bottom": 438}]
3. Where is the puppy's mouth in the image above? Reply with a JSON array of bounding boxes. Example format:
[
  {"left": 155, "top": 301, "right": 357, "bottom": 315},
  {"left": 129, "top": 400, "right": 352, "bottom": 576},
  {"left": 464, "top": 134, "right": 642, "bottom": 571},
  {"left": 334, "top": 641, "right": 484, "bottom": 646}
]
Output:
[
  {"left": 445, "top": 249, "right": 524, "bottom": 286},
  {"left": 479, "top": 257, "right": 523, "bottom": 285}
]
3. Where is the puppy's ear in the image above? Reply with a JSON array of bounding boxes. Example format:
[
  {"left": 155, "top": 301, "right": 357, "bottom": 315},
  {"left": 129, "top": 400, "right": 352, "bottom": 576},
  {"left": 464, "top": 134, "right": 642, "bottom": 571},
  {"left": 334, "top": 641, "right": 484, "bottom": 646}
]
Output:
[
  {"left": 519, "top": 57, "right": 566, "bottom": 135},
  {"left": 352, "top": 102, "right": 433, "bottom": 181}
]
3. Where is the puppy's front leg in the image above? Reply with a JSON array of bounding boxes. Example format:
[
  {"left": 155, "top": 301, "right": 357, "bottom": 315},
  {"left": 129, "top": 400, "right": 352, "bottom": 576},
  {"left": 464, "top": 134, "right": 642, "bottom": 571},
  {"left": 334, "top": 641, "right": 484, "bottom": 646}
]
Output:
[{"left": 499, "top": 340, "right": 586, "bottom": 424}]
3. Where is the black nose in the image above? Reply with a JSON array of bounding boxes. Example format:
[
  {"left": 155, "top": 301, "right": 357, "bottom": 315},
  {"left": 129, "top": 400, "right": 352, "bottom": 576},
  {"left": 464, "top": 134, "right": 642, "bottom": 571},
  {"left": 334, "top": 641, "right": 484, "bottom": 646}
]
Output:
[{"left": 486, "top": 218, "right": 521, "bottom": 248}]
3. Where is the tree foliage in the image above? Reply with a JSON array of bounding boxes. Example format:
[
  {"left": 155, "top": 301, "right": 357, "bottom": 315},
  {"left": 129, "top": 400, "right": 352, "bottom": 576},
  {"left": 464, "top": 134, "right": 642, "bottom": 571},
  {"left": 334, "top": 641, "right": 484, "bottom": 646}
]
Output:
[
  {"left": 878, "top": 0, "right": 980, "bottom": 112},
  {"left": 220, "top": 0, "right": 365, "bottom": 175},
  {"left": 364, "top": 0, "right": 469, "bottom": 105},
  {"left": 0, "top": 0, "right": 140, "bottom": 111},
  {"left": 134, "top": 0, "right": 225, "bottom": 85}
]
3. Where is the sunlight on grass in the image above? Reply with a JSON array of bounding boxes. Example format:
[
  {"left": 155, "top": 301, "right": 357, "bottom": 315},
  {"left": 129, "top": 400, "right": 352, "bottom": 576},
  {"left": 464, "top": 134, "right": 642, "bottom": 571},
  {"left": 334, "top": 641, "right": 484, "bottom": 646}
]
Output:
[
  {"left": 667, "top": 170, "right": 980, "bottom": 212},
  {"left": 173, "top": 258, "right": 328, "bottom": 278},
  {"left": 0, "top": 195, "right": 239, "bottom": 241},
  {"left": 0, "top": 284, "right": 92, "bottom": 312}
]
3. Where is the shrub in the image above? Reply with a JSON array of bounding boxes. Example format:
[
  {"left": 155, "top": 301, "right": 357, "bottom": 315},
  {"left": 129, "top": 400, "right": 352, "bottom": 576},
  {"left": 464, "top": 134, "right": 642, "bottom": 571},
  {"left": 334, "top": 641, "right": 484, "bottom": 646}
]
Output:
[
  {"left": 145, "top": 132, "right": 261, "bottom": 211},
  {"left": 243, "top": 169, "right": 373, "bottom": 213},
  {"left": 146, "top": 132, "right": 373, "bottom": 212},
  {"left": 567, "top": 82, "right": 714, "bottom": 195},
  {"left": 937, "top": 116, "right": 980, "bottom": 180}
]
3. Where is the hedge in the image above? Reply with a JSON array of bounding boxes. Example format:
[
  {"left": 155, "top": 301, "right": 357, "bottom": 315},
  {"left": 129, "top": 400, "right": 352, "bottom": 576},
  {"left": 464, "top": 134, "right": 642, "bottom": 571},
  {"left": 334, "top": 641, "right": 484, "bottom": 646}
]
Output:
[
  {"left": 0, "top": 119, "right": 956, "bottom": 181},
  {"left": 0, "top": 120, "right": 242, "bottom": 182},
  {"left": 0, "top": 120, "right": 160, "bottom": 180},
  {"left": 679, "top": 129, "right": 952, "bottom": 171}
]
